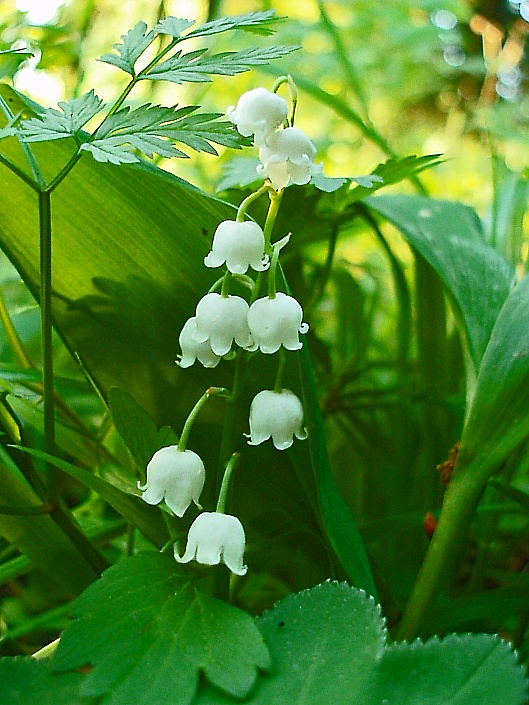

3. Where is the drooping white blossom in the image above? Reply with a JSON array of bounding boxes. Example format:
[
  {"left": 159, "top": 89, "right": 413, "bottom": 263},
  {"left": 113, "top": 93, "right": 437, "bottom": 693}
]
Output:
[
  {"left": 246, "top": 292, "right": 309, "bottom": 354},
  {"left": 227, "top": 87, "right": 288, "bottom": 145},
  {"left": 138, "top": 446, "right": 205, "bottom": 517},
  {"left": 257, "top": 127, "right": 321, "bottom": 190},
  {"left": 177, "top": 317, "right": 222, "bottom": 369},
  {"left": 195, "top": 292, "right": 253, "bottom": 356},
  {"left": 204, "top": 219, "right": 269, "bottom": 274},
  {"left": 174, "top": 511, "right": 248, "bottom": 575},
  {"left": 246, "top": 389, "right": 307, "bottom": 450}
]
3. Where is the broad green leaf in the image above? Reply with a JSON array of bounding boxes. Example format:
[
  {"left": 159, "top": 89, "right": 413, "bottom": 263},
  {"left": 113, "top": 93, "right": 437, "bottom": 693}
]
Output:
[
  {"left": 146, "top": 46, "right": 298, "bottom": 84},
  {"left": 185, "top": 10, "right": 283, "bottom": 38},
  {"left": 366, "top": 195, "right": 515, "bottom": 369},
  {"left": 456, "top": 274, "right": 529, "bottom": 479},
  {"left": 196, "top": 582, "right": 526, "bottom": 705},
  {"left": 369, "top": 635, "right": 527, "bottom": 705},
  {"left": 108, "top": 386, "right": 179, "bottom": 469},
  {"left": 216, "top": 157, "right": 261, "bottom": 191},
  {"left": 0, "top": 447, "right": 101, "bottom": 594},
  {"left": 99, "top": 22, "right": 155, "bottom": 75},
  {"left": 297, "top": 343, "right": 377, "bottom": 598},
  {"left": 0, "top": 657, "right": 94, "bottom": 705},
  {"left": 16, "top": 446, "right": 169, "bottom": 549},
  {"left": 52, "top": 552, "right": 271, "bottom": 705},
  {"left": 19, "top": 91, "right": 103, "bottom": 141}
]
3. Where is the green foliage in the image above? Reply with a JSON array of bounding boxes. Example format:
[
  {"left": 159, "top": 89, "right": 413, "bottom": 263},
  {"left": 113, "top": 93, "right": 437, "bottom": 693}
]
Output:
[
  {"left": 0, "top": 658, "right": 93, "bottom": 705},
  {"left": 99, "top": 22, "right": 155, "bottom": 75},
  {"left": 51, "top": 553, "right": 271, "bottom": 704},
  {"left": 195, "top": 582, "right": 527, "bottom": 704},
  {"left": 145, "top": 46, "right": 298, "bottom": 84},
  {"left": 366, "top": 195, "right": 515, "bottom": 370},
  {"left": 19, "top": 90, "right": 104, "bottom": 141}
]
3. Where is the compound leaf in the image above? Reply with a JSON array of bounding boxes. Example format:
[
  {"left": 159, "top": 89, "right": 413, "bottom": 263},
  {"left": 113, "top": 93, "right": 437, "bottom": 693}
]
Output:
[
  {"left": 185, "top": 10, "right": 283, "bottom": 38},
  {"left": 154, "top": 17, "right": 196, "bottom": 38},
  {"left": 99, "top": 22, "right": 155, "bottom": 75},
  {"left": 146, "top": 45, "right": 298, "bottom": 84},
  {"left": 19, "top": 90, "right": 103, "bottom": 141},
  {"left": 52, "top": 553, "right": 270, "bottom": 705}
]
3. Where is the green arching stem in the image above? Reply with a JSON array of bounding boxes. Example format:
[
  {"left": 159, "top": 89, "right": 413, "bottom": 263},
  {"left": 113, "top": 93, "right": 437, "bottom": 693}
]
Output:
[
  {"left": 267, "top": 240, "right": 281, "bottom": 299},
  {"left": 216, "top": 453, "right": 240, "bottom": 513},
  {"left": 263, "top": 188, "right": 283, "bottom": 250},
  {"left": 271, "top": 74, "right": 297, "bottom": 126},
  {"left": 220, "top": 270, "right": 231, "bottom": 297},
  {"left": 0, "top": 94, "right": 45, "bottom": 189},
  {"left": 236, "top": 183, "right": 270, "bottom": 222},
  {"left": 395, "top": 467, "right": 489, "bottom": 641},
  {"left": 178, "top": 386, "right": 229, "bottom": 452}
]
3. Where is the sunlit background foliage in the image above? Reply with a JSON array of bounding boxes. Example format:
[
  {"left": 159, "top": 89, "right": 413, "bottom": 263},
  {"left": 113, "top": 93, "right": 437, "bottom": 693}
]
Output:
[{"left": 1, "top": 0, "right": 529, "bottom": 663}]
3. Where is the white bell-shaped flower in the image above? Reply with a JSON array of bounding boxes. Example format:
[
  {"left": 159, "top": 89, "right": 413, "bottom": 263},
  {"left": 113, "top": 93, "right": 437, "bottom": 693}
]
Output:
[
  {"left": 246, "top": 389, "right": 308, "bottom": 450},
  {"left": 138, "top": 446, "right": 205, "bottom": 518},
  {"left": 177, "top": 317, "right": 222, "bottom": 369},
  {"left": 204, "top": 220, "right": 270, "bottom": 274},
  {"left": 227, "top": 87, "right": 288, "bottom": 145},
  {"left": 174, "top": 511, "right": 248, "bottom": 576},
  {"left": 257, "top": 127, "right": 320, "bottom": 190},
  {"left": 247, "top": 292, "right": 309, "bottom": 354},
  {"left": 195, "top": 292, "right": 253, "bottom": 356}
]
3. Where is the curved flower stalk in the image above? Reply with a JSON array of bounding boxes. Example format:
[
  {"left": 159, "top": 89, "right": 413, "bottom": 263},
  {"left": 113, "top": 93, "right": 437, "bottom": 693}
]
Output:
[
  {"left": 247, "top": 292, "right": 309, "bottom": 354},
  {"left": 177, "top": 317, "right": 222, "bottom": 368},
  {"left": 204, "top": 219, "right": 269, "bottom": 274},
  {"left": 174, "top": 511, "right": 248, "bottom": 576},
  {"left": 246, "top": 389, "right": 307, "bottom": 450},
  {"left": 257, "top": 127, "right": 321, "bottom": 190},
  {"left": 138, "top": 446, "right": 205, "bottom": 517},
  {"left": 227, "top": 87, "right": 288, "bottom": 146},
  {"left": 195, "top": 292, "right": 253, "bottom": 355}
]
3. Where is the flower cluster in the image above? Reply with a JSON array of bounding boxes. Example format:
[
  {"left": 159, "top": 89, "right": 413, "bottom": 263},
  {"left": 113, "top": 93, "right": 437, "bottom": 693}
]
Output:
[
  {"left": 140, "top": 83, "right": 313, "bottom": 578},
  {"left": 228, "top": 87, "right": 321, "bottom": 190}
]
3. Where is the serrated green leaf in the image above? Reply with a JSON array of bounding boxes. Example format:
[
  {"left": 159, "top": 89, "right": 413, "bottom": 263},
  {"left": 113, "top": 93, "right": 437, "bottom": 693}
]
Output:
[
  {"left": 366, "top": 195, "right": 515, "bottom": 369},
  {"left": 99, "top": 22, "right": 155, "bottom": 76},
  {"left": 370, "top": 634, "right": 527, "bottom": 705},
  {"left": 154, "top": 17, "right": 195, "bottom": 37},
  {"left": 85, "top": 103, "right": 242, "bottom": 162},
  {"left": 196, "top": 582, "right": 526, "bottom": 705},
  {"left": 0, "top": 657, "right": 94, "bottom": 705},
  {"left": 52, "top": 553, "right": 270, "bottom": 705},
  {"left": 108, "top": 387, "right": 179, "bottom": 470},
  {"left": 310, "top": 172, "right": 348, "bottom": 192},
  {"left": 216, "top": 157, "right": 261, "bottom": 191},
  {"left": 185, "top": 10, "right": 283, "bottom": 38},
  {"left": 348, "top": 154, "right": 442, "bottom": 201},
  {"left": 146, "top": 45, "right": 298, "bottom": 84},
  {"left": 19, "top": 90, "right": 103, "bottom": 142}
]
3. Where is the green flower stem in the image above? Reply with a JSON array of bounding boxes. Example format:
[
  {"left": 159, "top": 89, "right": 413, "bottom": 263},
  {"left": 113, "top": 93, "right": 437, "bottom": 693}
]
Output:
[
  {"left": 0, "top": 289, "right": 34, "bottom": 371},
  {"left": 0, "top": 94, "right": 45, "bottom": 189},
  {"left": 395, "top": 468, "right": 488, "bottom": 641},
  {"left": 220, "top": 270, "right": 232, "bottom": 297},
  {"left": 263, "top": 188, "right": 283, "bottom": 250},
  {"left": 216, "top": 351, "right": 246, "bottom": 496},
  {"left": 216, "top": 453, "right": 240, "bottom": 513},
  {"left": 178, "top": 386, "right": 229, "bottom": 452},
  {"left": 39, "top": 190, "right": 57, "bottom": 506},
  {"left": 267, "top": 241, "right": 281, "bottom": 299},
  {"left": 236, "top": 183, "right": 270, "bottom": 222},
  {"left": 274, "top": 349, "right": 286, "bottom": 393}
]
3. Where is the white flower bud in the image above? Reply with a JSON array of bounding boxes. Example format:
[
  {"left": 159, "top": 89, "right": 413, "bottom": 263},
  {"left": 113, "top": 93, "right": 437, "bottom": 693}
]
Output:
[
  {"left": 174, "top": 511, "right": 248, "bottom": 576},
  {"left": 204, "top": 220, "right": 270, "bottom": 274},
  {"left": 227, "top": 87, "right": 288, "bottom": 145},
  {"left": 138, "top": 446, "right": 205, "bottom": 517},
  {"left": 195, "top": 292, "right": 253, "bottom": 356},
  {"left": 246, "top": 292, "right": 309, "bottom": 354},
  {"left": 246, "top": 389, "right": 307, "bottom": 450},
  {"left": 257, "top": 127, "right": 320, "bottom": 190},
  {"left": 177, "top": 317, "right": 222, "bottom": 369}
]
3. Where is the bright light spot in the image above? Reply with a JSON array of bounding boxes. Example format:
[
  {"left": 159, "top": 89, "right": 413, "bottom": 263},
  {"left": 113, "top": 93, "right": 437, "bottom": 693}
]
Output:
[
  {"left": 418, "top": 209, "right": 433, "bottom": 219},
  {"left": 431, "top": 10, "right": 458, "bottom": 30},
  {"left": 16, "top": 0, "right": 64, "bottom": 26},
  {"left": 495, "top": 80, "right": 519, "bottom": 100},
  {"left": 14, "top": 67, "right": 64, "bottom": 106}
]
